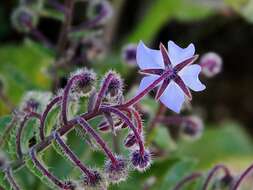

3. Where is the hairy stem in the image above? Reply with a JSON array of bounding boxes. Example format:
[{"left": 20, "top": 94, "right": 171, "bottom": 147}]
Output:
[
  {"left": 94, "top": 73, "right": 113, "bottom": 110},
  {"left": 101, "top": 106, "right": 145, "bottom": 156},
  {"left": 173, "top": 172, "right": 202, "bottom": 190},
  {"left": 231, "top": 163, "right": 253, "bottom": 190},
  {"left": 53, "top": 131, "right": 96, "bottom": 180},
  {"left": 202, "top": 164, "right": 231, "bottom": 190},
  {"left": 61, "top": 75, "right": 83, "bottom": 125},
  {"left": 16, "top": 113, "right": 41, "bottom": 159},
  {"left": 77, "top": 117, "right": 118, "bottom": 165},
  {"left": 29, "top": 147, "right": 72, "bottom": 189},
  {"left": 4, "top": 167, "right": 21, "bottom": 190},
  {"left": 119, "top": 70, "right": 173, "bottom": 108},
  {"left": 40, "top": 96, "right": 62, "bottom": 140}
]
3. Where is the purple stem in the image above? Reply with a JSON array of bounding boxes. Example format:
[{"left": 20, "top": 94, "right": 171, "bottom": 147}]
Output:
[
  {"left": 71, "top": 6, "right": 108, "bottom": 32},
  {"left": 119, "top": 69, "right": 173, "bottom": 108},
  {"left": 173, "top": 172, "right": 202, "bottom": 190},
  {"left": 29, "top": 147, "right": 72, "bottom": 189},
  {"left": 4, "top": 167, "right": 21, "bottom": 190},
  {"left": 16, "top": 112, "right": 41, "bottom": 159},
  {"left": 47, "top": 0, "right": 66, "bottom": 12},
  {"left": 231, "top": 163, "right": 253, "bottom": 190},
  {"left": 30, "top": 28, "right": 54, "bottom": 49},
  {"left": 40, "top": 96, "right": 62, "bottom": 140},
  {"left": 61, "top": 74, "right": 84, "bottom": 125},
  {"left": 77, "top": 117, "right": 118, "bottom": 165},
  {"left": 202, "top": 164, "right": 231, "bottom": 190},
  {"left": 53, "top": 131, "right": 96, "bottom": 180},
  {"left": 100, "top": 106, "right": 145, "bottom": 156},
  {"left": 94, "top": 73, "right": 114, "bottom": 111}
]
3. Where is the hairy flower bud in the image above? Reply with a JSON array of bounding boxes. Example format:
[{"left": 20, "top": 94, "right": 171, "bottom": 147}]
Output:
[
  {"left": 104, "top": 71, "right": 123, "bottom": 98},
  {"left": 11, "top": 6, "right": 38, "bottom": 33},
  {"left": 131, "top": 149, "right": 151, "bottom": 172},
  {"left": 200, "top": 52, "right": 222, "bottom": 78},
  {"left": 78, "top": 170, "right": 108, "bottom": 190},
  {"left": 122, "top": 44, "right": 137, "bottom": 65},
  {"left": 88, "top": 0, "right": 113, "bottom": 26},
  {"left": 71, "top": 68, "right": 97, "bottom": 97},
  {"left": 124, "top": 133, "right": 138, "bottom": 149},
  {"left": 180, "top": 116, "right": 204, "bottom": 140},
  {"left": 20, "top": 91, "right": 52, "bottom": 113},
  {"left": 104, "top": 156, "right": 129, "bottom": 184}
]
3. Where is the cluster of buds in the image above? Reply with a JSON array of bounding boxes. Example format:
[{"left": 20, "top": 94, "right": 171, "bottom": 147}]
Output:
[{"left": 0, "top": 40, "right": 211, "bottom": 190}]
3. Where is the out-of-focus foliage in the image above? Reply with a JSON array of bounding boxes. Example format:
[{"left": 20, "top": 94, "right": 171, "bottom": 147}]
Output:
[{"left": 0, "top": 40, "right": 53, "bottom": 114}]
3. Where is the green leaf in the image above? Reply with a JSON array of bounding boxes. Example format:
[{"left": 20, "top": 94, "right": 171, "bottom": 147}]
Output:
[
  {"left": 0, "top": 40, "right": 53, "bottom": 114},
  {"left": 25, "top": 156, "right": 56, "bottom": 189},
  {"left": 159, "top": 159, "right": 198, "bottom": 190},
  {"left": 0, "top": 115, "right": 12, "bottom": 137},
  {"left": 0, "top": 170, "right": 11, "bottom": 190},
  {"left": 176, "top": 122, "right": 253, "bottom": 169}
]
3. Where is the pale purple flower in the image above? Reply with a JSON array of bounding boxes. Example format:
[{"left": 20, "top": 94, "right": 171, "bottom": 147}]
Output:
[{"left": 136, "top": 41, "right": 206, "bottom": 113}]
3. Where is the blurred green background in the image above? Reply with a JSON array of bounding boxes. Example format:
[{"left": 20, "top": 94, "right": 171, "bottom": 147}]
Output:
[{"left": 1, "top": 0, "right": 253, "bottom": 189}]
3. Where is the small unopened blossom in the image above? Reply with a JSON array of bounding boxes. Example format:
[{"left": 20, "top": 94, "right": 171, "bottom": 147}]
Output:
[
  {"left": 104, "top": 71, "right": 124, "bottom": 98},
  {"left": 71, "top": 68, "right": 97, "bottom": 97},
  {"left": 88, "top": 0, "right": 113, "bottom": 26},
  {"left": 131, "top": 149, "right": 151, "bottom": 172},
  {"left": 122, "top": 44, "right": 137, "bottom": 65},
  {"left": 104, "top": 156, "right": 129, "bottom": 183},
  {"left": 200, "top": 52, "right": 222, "bottom": 78},
  {"left": 20, "top": 91, "right": 52, "bottom": 113},
  {"left": 136, "top": 41, "right": 206, "bottom": 113},
  {"left": 180, "top": 116, "right": 203, "bottom": 140},
  {"left": 11, "top": 6, "right": 38, "bottom": 33}
]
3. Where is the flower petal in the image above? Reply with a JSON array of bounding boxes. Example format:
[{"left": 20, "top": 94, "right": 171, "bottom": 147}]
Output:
[
  {"left": 159, "top": 81, "right": 185, "bottom": 113},
  {"left": 178, "top": 65, "right": 206, "bottom": 92},
  {"left": 136, "top": 75, "right": 160, "bottom": 95},
  {"left": 168, "top": 41, "right": 195, "bottom": 67},
  {"left": 136, "top": 41, "right": 165, "bottom": 70}
]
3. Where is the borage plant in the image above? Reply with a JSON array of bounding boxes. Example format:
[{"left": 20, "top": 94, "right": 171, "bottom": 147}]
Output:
[{"left": 3, "top": 0, "right": 252, "bottom": 190}]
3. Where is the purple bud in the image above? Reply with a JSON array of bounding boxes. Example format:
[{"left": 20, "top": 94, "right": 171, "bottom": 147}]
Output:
[
  {"left": 70, "top": 68, "right": 97, "bottom": 97},
  {"left": 131, "top": 149, "right": 151, "bottom": 172},
  {"left": 122, "top": 44, "right": 137, "bottom": 65},
  {"left": 88, "top": 0, "right": 113, "bottom": 25},
  {"left": 79, "top": 170, "right": 107, "bottom": 189},
  {"left": 104, "top": 156, "right": 129, "bottom": 183},
  {"left": 11, "top": 6, "right": 38, "bottom": 33},
  {"left": 98, "top": 121, "right": 110, "bottom": 132},
  {"left": 124, "top": 133, "right": 137, "bottom": 149},
  {"left": 200, "top": 52, "right": 222, "bottom": 78},
  {"left": 180, "top": 116, "right": 204, "bottom": 140},
  {"left": 103, "top": 71, "right": 123, "bottom": 98}
]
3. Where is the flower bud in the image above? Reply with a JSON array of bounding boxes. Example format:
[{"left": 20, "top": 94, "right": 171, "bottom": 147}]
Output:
[
  {"left": 98, "top": 121, "right": 110, "bottom": 132},
  {"left": 11, "top": 6, "right": 38, "bottom": 33},
  {"left": 200, "top": 52, "right": 222, "bottom": 78},
  {"left": 124, "top": 133, "right": 137, "bottom": 149},
  {"left": 180, "top": 116, "right": 204, "bottom": 140},
  {"left": 131, "top": 149, "right": 151, "bottom": 172},
  {"left": 88, "top": 0, "right": 113, "bottom": 26},
  {"left": 71, "top": 68, "right": 97, "bottom": 97},
  {"left": 122, "top": 44, "right": 137, "bottom": 65},
  {"left": 104, "top": 71, "right": 123, "bottom": 98},
  {"left": 20, "top": 91, "right": 52, "bottom": 113},
  {"left": 79, "top": 170, "right": 108, "bottom": 190},
  {"left": 104, "top": 156, "right": 129, "bottom": 183}
]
